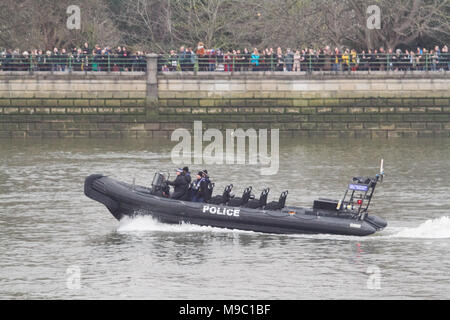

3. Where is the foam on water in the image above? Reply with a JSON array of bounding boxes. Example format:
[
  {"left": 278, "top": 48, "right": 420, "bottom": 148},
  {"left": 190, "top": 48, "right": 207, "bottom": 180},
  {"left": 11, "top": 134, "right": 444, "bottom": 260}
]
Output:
[
  {"left": 390, "top": 216, "right": 450, "bottom": 239},
  {"left": 116, "top": 214, "right": 450, "bottom": 240},
  {"left": 116, "top": 215, "right": 255, "bottom": 234}
]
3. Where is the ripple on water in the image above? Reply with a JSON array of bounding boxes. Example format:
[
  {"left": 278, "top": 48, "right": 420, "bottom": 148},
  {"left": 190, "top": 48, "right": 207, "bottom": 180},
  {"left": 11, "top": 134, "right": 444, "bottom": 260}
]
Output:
[{"left": 1, "top": 138, "right": 450, "bottom": 299}]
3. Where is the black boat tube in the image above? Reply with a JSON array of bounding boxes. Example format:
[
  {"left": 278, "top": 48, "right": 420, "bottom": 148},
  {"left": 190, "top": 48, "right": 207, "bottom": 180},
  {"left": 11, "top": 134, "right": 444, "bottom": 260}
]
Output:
[{"left": 84, "top": 174, "right": 122, "bottom": 220}]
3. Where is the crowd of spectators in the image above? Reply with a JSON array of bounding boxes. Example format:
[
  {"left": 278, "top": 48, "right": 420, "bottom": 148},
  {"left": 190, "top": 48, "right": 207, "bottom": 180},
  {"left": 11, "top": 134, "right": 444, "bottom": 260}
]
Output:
[
  {"left": 160, "top": 43, "right": 450, "bottom": 72},
  {"left": 0, "top": 43, "right": 147, "bottom": 72},
  {"left": 1, "top": 42, "right": 449, "bottom": 72}
]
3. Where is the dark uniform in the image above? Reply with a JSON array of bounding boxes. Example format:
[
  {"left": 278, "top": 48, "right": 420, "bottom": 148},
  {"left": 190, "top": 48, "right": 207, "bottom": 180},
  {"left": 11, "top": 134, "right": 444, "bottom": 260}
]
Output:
[
  {"left": 183, "top": 167, "right": 191, "bottom": 184},
  {"left": 167, "top": 170, "right": 189, "bottom": 200},
  {"left": 201, "top": 170, "right": 212, "bottom": 202},
  {"left": 192, "top": 172, "right": 208, "bottom": 202}
]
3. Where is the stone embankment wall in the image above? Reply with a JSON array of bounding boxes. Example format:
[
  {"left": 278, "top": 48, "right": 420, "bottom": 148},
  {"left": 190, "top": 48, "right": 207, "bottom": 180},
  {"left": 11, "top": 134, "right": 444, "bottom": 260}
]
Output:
[{"left": 0, "top": 57, "right": 449, "bottom": 138}]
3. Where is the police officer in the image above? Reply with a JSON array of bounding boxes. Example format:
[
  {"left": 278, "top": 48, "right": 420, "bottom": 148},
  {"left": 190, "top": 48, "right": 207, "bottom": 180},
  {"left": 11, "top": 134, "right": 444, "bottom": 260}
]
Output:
[
  {"left": 183, "top": 166, "right": 191, "bottom": 184},
  {"left": 202, "top": 170, "right": 213, "bottom": 202},
  {"left": 167, "top": 168, "right": 189, "bottom": 200},
  {"left": 192, "top": 171, "right": 208, "bottom": 202},
  {"left": 202, "top": 170, "right": 210, "bottom": 184}
]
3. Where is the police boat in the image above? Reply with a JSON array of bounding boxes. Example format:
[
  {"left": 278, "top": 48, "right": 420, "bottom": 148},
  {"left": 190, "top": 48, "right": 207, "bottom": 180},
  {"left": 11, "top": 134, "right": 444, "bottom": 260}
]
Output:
[{"left": 84, "top": 161, "right": 387, "bottom": 236}]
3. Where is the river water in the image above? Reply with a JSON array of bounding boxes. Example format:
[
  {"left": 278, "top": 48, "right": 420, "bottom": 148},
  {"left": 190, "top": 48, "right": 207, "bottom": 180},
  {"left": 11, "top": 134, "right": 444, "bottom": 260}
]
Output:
[{"left": 1, "top": 138, "right": 449, "bottom": 300}]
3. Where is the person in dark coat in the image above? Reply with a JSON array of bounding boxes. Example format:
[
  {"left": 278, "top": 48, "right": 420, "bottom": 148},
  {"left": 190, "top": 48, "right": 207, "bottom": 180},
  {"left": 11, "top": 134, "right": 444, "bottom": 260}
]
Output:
[
  {"left": 191, "top": 171, "right": 208, "bottom": 203},
  {"left": 183, "top": 167, "right": 191, "bottom": 184},
  {"left": 167, "top": 168, "right": 189, "bottom": 200},
  {"left": 201, "top": 170, "right": 212, "bottom": 202},
  {"left": 202, "top": 170, "right": 210, "bottom": 184}
]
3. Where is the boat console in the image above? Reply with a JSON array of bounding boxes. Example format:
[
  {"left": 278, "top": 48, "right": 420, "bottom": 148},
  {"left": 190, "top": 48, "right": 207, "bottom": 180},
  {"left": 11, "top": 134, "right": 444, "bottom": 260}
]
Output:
[{"left": 313, "top": 159, "right": 385, "bottom": 220}]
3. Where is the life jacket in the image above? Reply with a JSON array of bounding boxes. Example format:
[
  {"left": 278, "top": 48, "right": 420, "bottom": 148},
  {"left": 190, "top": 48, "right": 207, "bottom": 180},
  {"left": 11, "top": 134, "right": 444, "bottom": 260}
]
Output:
[{"left": 194, "top": 178, "right": 206, "bottom": 190}]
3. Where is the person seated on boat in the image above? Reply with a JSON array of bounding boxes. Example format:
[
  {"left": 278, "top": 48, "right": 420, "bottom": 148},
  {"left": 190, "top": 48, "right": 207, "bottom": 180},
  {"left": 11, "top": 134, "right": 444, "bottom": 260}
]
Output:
[
  {"left": 191, "top": 171, "right": 208, "bottom": 202},
  {"left": 183, "top": 167, "right": 191, "bottom": 184},
  {"left": 167, "top": 168, "right": 189, "bottom": 200}
]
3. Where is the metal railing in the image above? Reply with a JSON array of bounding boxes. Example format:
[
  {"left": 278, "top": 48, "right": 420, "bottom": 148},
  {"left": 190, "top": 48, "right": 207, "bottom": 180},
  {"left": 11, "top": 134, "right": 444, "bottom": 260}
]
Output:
[
  {"left": 0, "top": 54, "right": 147, "bottom": 72},
  {"left": 1, "top": 52, "right": 449, "bottom": 73},
  {"left": 157, "top": 52, "right": 450, "bottom": 73}
]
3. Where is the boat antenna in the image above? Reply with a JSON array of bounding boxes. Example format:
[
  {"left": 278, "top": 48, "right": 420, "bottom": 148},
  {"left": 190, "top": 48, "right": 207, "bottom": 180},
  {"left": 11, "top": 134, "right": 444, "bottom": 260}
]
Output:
[{"left": 377, "top": 158, "right": 384, "bottom": 182}]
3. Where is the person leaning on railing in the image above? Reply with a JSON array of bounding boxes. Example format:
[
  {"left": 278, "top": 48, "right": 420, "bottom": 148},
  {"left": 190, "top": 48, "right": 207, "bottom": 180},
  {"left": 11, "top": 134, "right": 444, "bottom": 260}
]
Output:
[
  {"left": 224, "top": 50, "right": 232, "bottom": 72},
  {"left": 430, "top": 49, "right": 438, "bottom": 71},
  {"left": 315, "top": 49, "right": 323, "bottom": 71},
  {"left": 322, "top": 47, "right": 332, "bottom": 72},
  {"left": 404, "top": 51, "right": 409, "bottom": 71},
  {"left": 167, "top": 50, "right": 178, "bottom": 71},
  {"left": 443, "top": 46, "right": 450, "bottom": 70},
  {"left": 72, "top": 48, "right": 83, "bottom": 71},
  {"left": 3, "top": 44, "right": 450, "bottom": 73},
  {"left": 240, "top": 48, "right": 249, "bottom": 71},
  {"left": 415, "top": 47, "right": 423, "bottom": 70},
  {"left": 341, "top": 49, "right": 349, "bottom": 71},
  {"left": 232, "top": 49, "right": 240, "bottom": 72},
  {"left": 332, "top": 47, "right": 341, "bottom": 72},
  {"left": 251, "top": 48, "right": 260, "bottom": 71},
  {"left": 275, "top": 47, "right": 284, "bottom": 71},
  {"left": 285, "top": 48, "right": 294, "bottom": 72},
  {"left": 0, "top": 50, "right": 4, "bottom": 71},
  {"left": 182, "top": 47, "right": 192, "bottom": 72},
  {"left": 259, "top": 49, "right": 266, "bottom": 71},
  {"left": 208, "top": 49, "right": 217, "bottom": 71},
  {"left": 196, "top": 42, "right": 207, "bottom": 71}
]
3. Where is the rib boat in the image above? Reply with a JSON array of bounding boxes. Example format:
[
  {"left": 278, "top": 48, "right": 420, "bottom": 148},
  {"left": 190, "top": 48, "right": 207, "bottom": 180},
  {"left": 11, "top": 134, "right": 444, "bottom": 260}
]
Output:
[{"left": 84, "top": 162, "right": 387, "bottom": 236}]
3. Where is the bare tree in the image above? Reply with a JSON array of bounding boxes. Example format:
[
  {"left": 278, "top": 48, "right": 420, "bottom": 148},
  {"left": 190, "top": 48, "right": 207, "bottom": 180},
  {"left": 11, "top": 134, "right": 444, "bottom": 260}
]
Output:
[
  {"left": 316, "top": 0, "right": 450, "bottom": 49},
  {"left": 1, "top": 0, "right": 448, "bottom": 52},
  {"left": 0, "top": 0, "right": 120, "bottom": 50}
]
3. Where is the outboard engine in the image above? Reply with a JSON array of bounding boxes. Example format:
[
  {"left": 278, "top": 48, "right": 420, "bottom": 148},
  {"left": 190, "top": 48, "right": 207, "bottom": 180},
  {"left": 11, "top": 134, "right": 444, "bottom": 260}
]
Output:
[
  {"left": 151, "top": 172, "right": 164, "bottom": 189},
  {"left": 151, "top": 172, "right": 170, "bottom": 197}
]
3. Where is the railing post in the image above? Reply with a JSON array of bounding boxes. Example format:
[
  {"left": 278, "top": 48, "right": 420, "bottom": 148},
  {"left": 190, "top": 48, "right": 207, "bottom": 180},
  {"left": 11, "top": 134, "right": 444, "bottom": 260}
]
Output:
[
  {"left": 146, "top": 54, "right": 159, "bottom": 117},
  {"left": 29, "top": 55, "right": 33, "bottom": 74},
  {"left": 309, "top": 55, "right": 312, "bottom": 73},
  {"left": 194, "top": 55, "right": 198, "bottom": 73}
]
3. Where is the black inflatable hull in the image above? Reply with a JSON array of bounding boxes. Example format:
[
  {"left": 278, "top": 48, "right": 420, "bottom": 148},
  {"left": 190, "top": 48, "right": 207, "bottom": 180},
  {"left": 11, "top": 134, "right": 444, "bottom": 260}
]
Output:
[{"left": 84, "top": 174, "right": 387, "bottom": 236}]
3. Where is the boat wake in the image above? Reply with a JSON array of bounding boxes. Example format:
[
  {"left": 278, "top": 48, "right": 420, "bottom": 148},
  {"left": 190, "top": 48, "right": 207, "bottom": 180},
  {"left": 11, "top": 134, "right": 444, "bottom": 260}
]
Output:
[
  {"left": 117, "top": 215, "right": 254, "bottom": 234},
  {"left": 388, "top": 216, "right": 450, "bottom": 239},
  {"left": 117, "top": 213, "right": 450, "bottom": 240}
]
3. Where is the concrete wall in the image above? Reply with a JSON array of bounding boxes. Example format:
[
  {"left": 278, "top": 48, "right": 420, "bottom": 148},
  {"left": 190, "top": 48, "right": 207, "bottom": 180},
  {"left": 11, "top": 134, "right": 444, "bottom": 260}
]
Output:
[
  {"left": 0, "top": 73, "right": 154, "bottom": 138},
  {"left": 0, "top": 69, "right": 449, "bottom": 138},
  {"left": 157, "top": 72, "right": 450, "bottom": 138}
]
